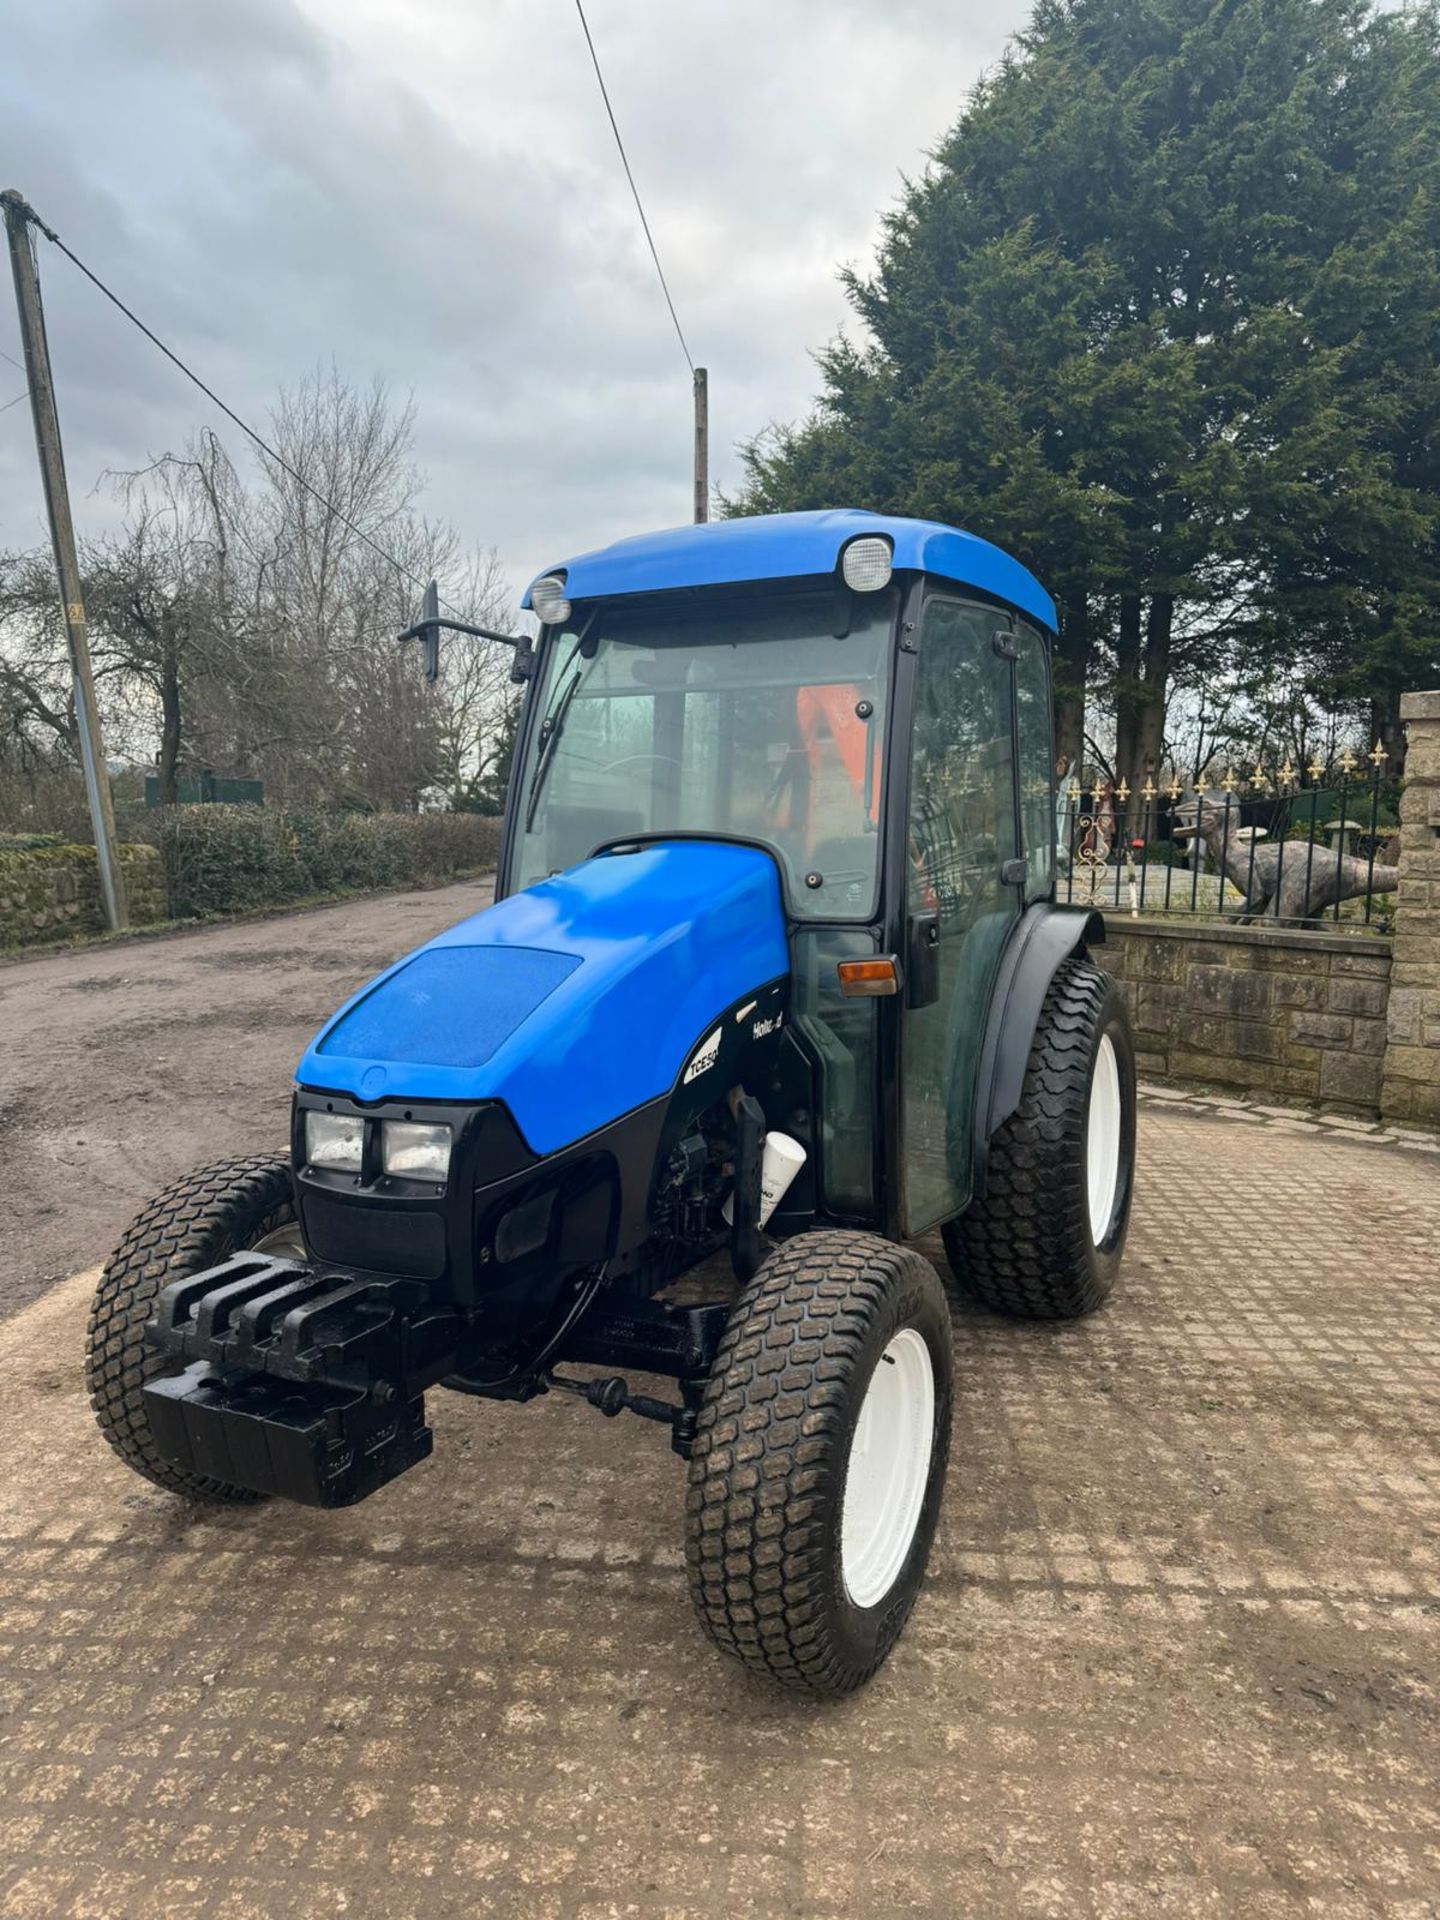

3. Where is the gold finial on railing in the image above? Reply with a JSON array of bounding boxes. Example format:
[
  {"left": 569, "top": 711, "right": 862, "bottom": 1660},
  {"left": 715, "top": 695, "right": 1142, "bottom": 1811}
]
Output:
[
  {"left": 1220, "top": 767, "right": 1239, "bottom": 794},
  {"left": 1141, "top": 778, "right": 1157, "bottom": 801},
  {"left": 1278, "top": 760, "right": 1296, "bottom": 789},
  {"left": 1307, "top": 757, "right": 1325, "bottom": 783},
  {"left": 1369, "top": 739, "right": 1388, "bottom": 770},
  {"left": 1115, "top": 779, "right": 1130, "bottom": 803},
  {"left": 1067, "top": 777, "right": 1080, "bottom": 799},
  {"left": 1166, "top": 775, "right": 1183, "bottom": 800},
  {"left": 1339, "top": 747, "right": 1357, "bottom": 776},
  {"left": 1250, "top": 765, "right": 1268, "bottom": 793}
]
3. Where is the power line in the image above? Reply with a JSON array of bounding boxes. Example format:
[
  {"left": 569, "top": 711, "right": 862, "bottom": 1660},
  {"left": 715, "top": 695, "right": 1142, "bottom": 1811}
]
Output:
[
  {"left": 572, "top": 0, "right": 695, "bottom": 375},
  {"left": 8, "top": 195, "right": 438, "bottom": 606}
]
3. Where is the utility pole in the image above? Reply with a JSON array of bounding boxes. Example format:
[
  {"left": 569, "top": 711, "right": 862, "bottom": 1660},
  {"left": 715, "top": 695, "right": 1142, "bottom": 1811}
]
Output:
[
  {"left": 692, "top": 366, "right": 709, "bottom": 525},
  {"left": 3, "top": 190, "right": 127, "bottom": 929}
]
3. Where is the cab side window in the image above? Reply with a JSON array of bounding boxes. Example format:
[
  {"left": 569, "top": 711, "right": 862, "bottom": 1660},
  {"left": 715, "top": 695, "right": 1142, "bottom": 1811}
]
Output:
[{"left": 901, "top": 598, "right": 1020, "bottom": 1234}]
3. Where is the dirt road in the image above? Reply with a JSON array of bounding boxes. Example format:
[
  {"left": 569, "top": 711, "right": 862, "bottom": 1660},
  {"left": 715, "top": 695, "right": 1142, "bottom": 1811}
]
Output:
[{"left": 0, "top": 880, "right": 493, "bottom": 1322}]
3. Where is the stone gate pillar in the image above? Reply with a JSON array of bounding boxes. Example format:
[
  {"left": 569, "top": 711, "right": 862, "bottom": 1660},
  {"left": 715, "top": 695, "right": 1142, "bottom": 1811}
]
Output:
[{"left": 1382, "top": 690, "right": 1440, "bottom": 1129}]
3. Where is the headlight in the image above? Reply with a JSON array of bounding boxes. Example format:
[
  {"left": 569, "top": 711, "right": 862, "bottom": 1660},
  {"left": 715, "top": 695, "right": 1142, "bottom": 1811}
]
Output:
[
  {"left": 305, "top": 1111, "right": 363, "bottom": 1171},
  {"left": 382, "top": 1120, "right": 453, "bottom": 1180}
]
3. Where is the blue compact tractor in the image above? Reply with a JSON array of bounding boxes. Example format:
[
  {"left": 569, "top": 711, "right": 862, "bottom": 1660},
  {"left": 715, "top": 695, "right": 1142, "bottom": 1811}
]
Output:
[{"left": 87, "top": 510, "right": 1136, "bottom": 1693}]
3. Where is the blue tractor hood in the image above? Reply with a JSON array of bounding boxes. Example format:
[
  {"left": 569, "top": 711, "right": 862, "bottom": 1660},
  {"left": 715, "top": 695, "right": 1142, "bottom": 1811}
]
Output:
[{"left": 296, "top": 841, "right": 790, "bottom": 1157}]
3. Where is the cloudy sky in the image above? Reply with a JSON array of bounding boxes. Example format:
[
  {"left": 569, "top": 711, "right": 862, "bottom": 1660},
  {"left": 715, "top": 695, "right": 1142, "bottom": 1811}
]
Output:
[{"left": 2, "top": 0, "right": 1032, "bottom": 606}]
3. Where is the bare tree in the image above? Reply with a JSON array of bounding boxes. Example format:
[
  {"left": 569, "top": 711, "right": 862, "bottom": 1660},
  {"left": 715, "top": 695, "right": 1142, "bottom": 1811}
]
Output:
[
  {"left": 0, "top": 547, "right": 76, "bottom": 764},
  {"left": 243, "top": 366, "right": 450, "bottom": 805},
  {"left": 83, "top": 433, "right": 246, "bottom": 801},
  {"left": 0, "top": 365, "right": 514, "bottom": 828}
]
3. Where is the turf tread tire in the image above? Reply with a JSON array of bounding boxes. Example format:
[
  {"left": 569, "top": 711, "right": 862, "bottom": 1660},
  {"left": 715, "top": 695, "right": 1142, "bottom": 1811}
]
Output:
[
  {"left": 85, "top": 1154, "right": 298, "bottom": 1501},
  {"left": 685, "top": 1229, "right": 952, "bottom": 1695},
  {"left": 942, "top": 956, "right": 1135, "bottom": 1321}
]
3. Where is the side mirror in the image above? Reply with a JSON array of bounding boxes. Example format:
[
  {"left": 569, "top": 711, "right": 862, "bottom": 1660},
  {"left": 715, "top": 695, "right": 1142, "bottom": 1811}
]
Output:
[
  {"left": 416, "top": 580, "right": 441, "bottom": 680},
  {"left": 396, "top": 579, "right": 536, "bottom": 683},
  {"left": 509, "top": 634, "right": 535, "bottom": 684}
]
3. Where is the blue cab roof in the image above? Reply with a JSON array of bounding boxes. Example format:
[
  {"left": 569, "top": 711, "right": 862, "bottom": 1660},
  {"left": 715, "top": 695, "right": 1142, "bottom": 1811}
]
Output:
[{"left": 523, "top": 508, "right": 1058, "bottom": 633}]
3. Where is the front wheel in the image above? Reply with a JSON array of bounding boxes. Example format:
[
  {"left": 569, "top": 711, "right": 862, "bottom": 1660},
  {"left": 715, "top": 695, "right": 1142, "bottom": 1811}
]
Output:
[
  {"left": 943, "top": 956, "right": 1136, "bottom": 1319},
  {"left": 685, "top": 1230, "right": 953, "bottom": 1694},
  {"left": 85, "top": 1155, "right": 303, "bottom": 1501}
]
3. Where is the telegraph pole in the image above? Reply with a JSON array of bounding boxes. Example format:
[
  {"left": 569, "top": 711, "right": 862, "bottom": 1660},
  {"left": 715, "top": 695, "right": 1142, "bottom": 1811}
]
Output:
[
  {"left": 3, "top": 190, "right": 127, "bottom": 929},
  {"left": 693, "top": 366, "right": 709, "bottom": 524}
]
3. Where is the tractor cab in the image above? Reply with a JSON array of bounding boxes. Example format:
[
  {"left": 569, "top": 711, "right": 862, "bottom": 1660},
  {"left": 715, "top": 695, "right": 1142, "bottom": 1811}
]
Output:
[
  {"left": 509, "top": 510, "right": 1070, "bottom": 1239},
  {"left": 89, "top": 509, "right": 1136, "bottom": 1698}
]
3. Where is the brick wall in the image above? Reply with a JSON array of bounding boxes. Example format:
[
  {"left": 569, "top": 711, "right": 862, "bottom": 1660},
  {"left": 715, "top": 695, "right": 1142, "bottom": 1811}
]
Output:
[
  {"left": 1102, "top": 918, "right": 1393, "bottom": 1116},
  {"left": 0, "top": 843, "right": 165, "bottom": 950}
]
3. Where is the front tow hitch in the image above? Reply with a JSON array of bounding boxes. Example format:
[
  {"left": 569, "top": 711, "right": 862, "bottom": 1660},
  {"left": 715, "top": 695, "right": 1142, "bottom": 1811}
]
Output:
[{"left": 544, "top": 1369, "right": 704, "bottom": 1458}]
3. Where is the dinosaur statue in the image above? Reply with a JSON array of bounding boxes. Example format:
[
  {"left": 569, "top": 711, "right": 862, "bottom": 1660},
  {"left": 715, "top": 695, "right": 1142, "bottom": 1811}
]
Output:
[{"left": 1173, "top": 793, "right": 1399, "bottom": 921}]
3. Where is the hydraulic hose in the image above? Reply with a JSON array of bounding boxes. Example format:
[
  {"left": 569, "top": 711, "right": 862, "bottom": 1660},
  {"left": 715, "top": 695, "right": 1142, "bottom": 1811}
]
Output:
[{"left": 458, "top": 1264, "right": 609, "bottom": 1393}]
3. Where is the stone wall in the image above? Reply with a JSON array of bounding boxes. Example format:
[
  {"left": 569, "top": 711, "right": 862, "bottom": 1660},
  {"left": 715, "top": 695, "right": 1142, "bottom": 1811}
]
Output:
[
  {"left": 1102, "top": 918, "right": 1393, "bottom": 1116},
  {"left": 1382, "top": 690, "right": 1440, "bottom": 1126},
  {"left": 1101, "top": 686, "right": 1440, "bottom": 1128},
  {"left": 0, "top": 843, "right": 166, "bottom": 949}
]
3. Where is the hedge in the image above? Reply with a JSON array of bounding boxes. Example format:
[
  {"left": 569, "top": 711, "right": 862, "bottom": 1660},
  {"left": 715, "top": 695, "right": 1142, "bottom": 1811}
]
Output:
[
  {"left": 0, "top": 832, "right": 66, "bottom": 855},
  {"left": 149, "top": 806, "right": 501, "bottom": 920}
]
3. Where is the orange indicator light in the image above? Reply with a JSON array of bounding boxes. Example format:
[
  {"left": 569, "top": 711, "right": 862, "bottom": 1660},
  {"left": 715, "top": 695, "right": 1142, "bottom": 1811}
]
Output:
[{"left": 836, "top": 956, "right": 901, "bottom": 998}]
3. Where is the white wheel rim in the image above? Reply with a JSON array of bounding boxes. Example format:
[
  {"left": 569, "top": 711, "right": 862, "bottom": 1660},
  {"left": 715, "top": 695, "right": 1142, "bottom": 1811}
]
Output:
[
  {"left": 1086, "top": 1033, "right": 1123, "bottom": 1246},
  {"left": 840, "top": 1328, "right": 935, "bottom": 1610},
  {"left": 252, "top": 1221, "right": 306, "bottom": 1260}
]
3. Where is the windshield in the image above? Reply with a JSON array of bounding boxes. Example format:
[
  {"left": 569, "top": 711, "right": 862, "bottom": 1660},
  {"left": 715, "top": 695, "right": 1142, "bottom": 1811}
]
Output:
[{"left": 509, "top": 589, "right": 896, "bottom": 919}]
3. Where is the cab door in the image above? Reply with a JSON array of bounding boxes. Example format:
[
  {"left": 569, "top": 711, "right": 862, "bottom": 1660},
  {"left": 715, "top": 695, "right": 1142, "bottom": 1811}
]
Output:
[{"left": 899, "top": 597, "right": 1021, "bottom": 1235}]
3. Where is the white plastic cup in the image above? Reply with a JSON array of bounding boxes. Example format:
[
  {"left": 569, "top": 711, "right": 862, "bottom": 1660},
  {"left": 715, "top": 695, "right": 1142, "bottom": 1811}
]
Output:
[{"left": 723, "top": 1130, "right": 807, "bottom": 1227}]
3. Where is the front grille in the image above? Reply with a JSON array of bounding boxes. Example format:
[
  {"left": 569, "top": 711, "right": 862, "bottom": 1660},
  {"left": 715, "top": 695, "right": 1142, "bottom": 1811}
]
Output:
[{"left": 300, "top": 1192, "right": 446, "bottom": 1280}]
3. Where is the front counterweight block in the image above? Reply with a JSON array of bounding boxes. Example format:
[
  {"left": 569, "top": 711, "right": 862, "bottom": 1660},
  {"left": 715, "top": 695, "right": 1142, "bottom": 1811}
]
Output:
[{"left": 143, "top": 1363, "right": 432, "bottom": 1507}]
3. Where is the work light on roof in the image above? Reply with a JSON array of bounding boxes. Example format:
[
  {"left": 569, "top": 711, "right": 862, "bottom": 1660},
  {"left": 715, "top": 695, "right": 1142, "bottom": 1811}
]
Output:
[
  {"left": 531, "top": 573, "right": 572, "bottom": 624},
  {"left": 841, "top": 536, "right": 893, "bottom": 592}
]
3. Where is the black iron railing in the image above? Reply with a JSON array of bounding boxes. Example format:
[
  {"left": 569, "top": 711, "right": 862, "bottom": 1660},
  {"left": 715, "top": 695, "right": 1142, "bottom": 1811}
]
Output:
[{"left": 1057, "top": 746, "right": 1400, "bottom": 928}]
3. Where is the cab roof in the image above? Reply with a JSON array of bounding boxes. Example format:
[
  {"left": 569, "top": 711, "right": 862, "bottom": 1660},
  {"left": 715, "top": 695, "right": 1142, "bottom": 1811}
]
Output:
[{"left": 523, "top": 508, "right": 1058, "bottom": 633}]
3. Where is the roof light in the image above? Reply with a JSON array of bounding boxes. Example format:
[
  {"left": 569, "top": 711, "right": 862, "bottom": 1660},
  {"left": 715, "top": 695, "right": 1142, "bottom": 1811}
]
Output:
[
  {"left": 841, "top": 536, "right": 893, "bottom": 592},
  {"left": 530, "top": 573, "right": 572, "bottom": 624}
]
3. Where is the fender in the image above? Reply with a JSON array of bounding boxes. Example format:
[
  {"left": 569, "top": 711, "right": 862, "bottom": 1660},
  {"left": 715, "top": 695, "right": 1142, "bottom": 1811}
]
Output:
[{"left": 971, "top": 902, "right": 1106, "bottom": 1194}]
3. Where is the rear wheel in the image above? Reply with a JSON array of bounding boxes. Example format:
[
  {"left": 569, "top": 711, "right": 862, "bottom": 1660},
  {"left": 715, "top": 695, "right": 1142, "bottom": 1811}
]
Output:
[
  {"left": 86, "top": 1155, "right": 301, "bottom": 1501},
  {"left": 685, "top": 1229, "right": 953, "bottom": 1694},
  {"left": 942, "top": 956, "right": 1136, "bottom": 1319}
]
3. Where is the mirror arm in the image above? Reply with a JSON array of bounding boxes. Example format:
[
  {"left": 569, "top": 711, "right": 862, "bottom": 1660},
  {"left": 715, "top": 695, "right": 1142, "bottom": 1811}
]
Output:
[
  {"left": 396, "top": 616, "right": 528, "bottom": 651},
  {"left": 396, "top": 583, "right": 536, "bottom": 684}
]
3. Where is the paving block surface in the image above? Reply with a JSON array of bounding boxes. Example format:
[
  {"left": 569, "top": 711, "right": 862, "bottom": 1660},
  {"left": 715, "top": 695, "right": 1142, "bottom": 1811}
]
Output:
[{"left": 2, "top": 1108, "right": 1438, "bottom": 1916}]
